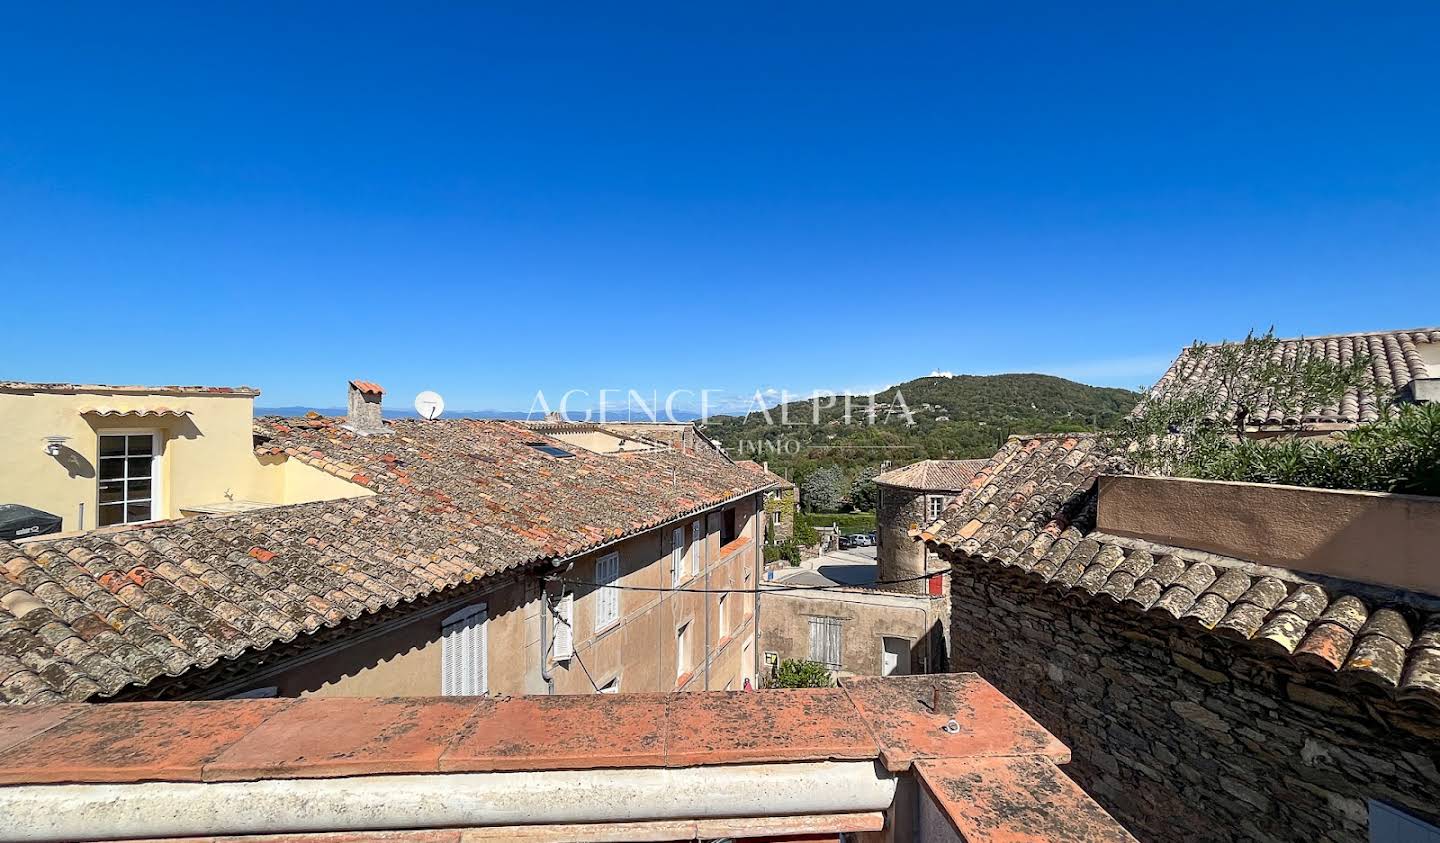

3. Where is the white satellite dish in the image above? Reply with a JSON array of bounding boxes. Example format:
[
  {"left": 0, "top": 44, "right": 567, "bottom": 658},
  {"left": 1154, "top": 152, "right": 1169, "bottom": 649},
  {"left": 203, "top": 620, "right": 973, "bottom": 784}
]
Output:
[{"left": 414, "top": 390, "right": 445, "bottom": 420}]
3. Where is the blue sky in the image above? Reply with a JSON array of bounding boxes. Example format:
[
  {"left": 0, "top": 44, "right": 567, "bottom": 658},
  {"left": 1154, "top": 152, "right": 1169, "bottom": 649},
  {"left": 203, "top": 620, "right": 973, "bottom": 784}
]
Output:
[{"left": 2, "top": 4, "right": 1436, "bottom": 412}]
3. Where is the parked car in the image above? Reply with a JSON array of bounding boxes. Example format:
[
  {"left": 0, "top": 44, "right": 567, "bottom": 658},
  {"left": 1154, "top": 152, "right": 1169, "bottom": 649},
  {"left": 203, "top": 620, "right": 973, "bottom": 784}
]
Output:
[
  {"left": 843, "top": 533, "right": 872, "bottom": 548},
  {"left": 866, "top": 531, "right": 877, "bottom": 546},
  {"left": 838, "top": 534, "right": 857, "bottom": 550}
]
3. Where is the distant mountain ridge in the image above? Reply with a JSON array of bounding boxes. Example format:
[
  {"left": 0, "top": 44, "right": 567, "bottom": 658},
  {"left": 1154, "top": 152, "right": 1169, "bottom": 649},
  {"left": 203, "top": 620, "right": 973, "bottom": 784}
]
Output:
[{"left": 701, "top": 373, "right": 1140, "bottom": 482}]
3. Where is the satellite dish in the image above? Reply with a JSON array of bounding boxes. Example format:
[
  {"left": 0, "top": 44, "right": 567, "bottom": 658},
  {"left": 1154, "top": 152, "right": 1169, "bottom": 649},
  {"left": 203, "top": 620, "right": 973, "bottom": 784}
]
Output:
[{"left": 414, "top": 391, "right": 445, "bottom": 420}]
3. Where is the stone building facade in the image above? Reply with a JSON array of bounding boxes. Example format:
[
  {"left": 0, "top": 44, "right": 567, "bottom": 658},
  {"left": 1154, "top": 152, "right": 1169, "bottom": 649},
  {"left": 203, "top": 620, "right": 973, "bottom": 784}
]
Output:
[
  {"left": 947, "top": 561, "right": 1440, "bottom": 842},
  {"left": 873, "top": 459, "right": 988, "bottom": 593}
]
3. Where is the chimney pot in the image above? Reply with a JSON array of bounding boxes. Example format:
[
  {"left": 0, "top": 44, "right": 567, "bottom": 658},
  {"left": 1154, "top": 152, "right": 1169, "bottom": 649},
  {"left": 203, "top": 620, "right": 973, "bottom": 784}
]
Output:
[{"left": 346, "top": 380, "right": 386, "bottom": 435}]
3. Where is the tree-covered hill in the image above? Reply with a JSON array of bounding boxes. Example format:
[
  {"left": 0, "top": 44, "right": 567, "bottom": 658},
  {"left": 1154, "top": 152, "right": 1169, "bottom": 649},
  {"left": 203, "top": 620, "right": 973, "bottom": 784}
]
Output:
[{"left": 701, "top": 373, "right": 1139, "bottom": 498}]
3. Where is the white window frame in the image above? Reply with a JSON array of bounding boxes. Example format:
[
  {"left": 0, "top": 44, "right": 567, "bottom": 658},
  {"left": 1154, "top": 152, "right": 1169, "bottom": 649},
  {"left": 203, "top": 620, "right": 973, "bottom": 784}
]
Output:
[
  {"left": 718, "top": 592, "right": 728, "bottom": 639},
  {"left": 926, "top": 494, "right": 946, "bottom": 522},
  {"left": 671, "top": 526, "right": 686, "bottom": 587},
  {"left": 440, "top": 603, "right": 488, "bottom": 696},
  {"left": 771, "top": 510, "right": 782, "bottom": 527},
  {"left": 690, "top": 520, "right": 704, "bottom": 575},
  {"left": 595, "top": 552, "right": 621, "bottom": 632},
  {"left": 96, "top": 430, "right": 163, "bottom": 526}
]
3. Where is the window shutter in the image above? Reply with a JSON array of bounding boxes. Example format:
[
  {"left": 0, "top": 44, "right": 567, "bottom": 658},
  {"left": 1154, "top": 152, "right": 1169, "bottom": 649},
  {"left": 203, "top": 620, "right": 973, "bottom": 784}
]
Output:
[
  {"left": 552, "top": 593, "right": 574, "bottom": 662},
  {"left": 808, "top": 617, "right": 842, "bottom": 670},
  {"left": 441, "top": 604, "right": 488, "bottom": 696}
]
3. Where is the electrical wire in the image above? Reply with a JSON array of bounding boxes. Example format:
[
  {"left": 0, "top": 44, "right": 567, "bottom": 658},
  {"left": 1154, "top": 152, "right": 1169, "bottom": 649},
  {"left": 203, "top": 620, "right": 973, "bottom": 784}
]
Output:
[{"left": 568, "top": 645, "right": 602, "bottom": 693}]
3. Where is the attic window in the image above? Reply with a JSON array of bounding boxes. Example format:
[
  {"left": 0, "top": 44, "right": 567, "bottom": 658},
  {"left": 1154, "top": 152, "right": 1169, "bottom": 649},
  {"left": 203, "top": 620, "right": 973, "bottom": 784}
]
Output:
[{"left": 526, "top": 442, "right": 576, "bottom": 459}]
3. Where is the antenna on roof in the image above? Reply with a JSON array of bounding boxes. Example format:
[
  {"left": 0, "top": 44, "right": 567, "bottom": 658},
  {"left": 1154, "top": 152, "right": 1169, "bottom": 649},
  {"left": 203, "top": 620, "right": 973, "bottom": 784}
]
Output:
[{"left": 414, "top": 391, "right": 445, "bottom": 421}]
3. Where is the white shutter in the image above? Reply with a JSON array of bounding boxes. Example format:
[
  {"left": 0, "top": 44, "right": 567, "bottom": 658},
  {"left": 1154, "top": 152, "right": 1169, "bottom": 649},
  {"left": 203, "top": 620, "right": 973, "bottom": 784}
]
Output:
[
  {"left": 595, "top": 553, "right": 620, "bottom": 630},
  {"left": 552, "top": 592, "right": 574, "bottom": 662},
  {"left": 441, "top": 604, "right": 488, "bottom": 696},
  {"left": 691, "top": 520, "right": 704, "bottom": 574}
]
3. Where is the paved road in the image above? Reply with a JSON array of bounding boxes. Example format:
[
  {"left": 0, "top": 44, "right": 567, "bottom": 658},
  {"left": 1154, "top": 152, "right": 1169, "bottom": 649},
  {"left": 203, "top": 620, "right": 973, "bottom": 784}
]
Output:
[{"left": 769, "top": 545, "right": 880, "bottom": 587}]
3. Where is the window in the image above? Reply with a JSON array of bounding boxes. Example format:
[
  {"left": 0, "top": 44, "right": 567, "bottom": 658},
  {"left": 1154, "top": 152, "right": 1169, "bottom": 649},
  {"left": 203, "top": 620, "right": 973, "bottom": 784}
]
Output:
[
  {"left": 97, "top": 433, "right": 158, "bottom": 527},
  {"left": 808, "top": 616, "right": 843, "bottom": 670},
  {"left": 771, "top": 510, "right": 781, "bottom": 527},
  {"left": 551, "top": 592, "right": 574, "bottom": 662},
  {"left": 1371, "top": 801, "right": 1440, "bottom": 842},
  {"left": 598, "top": 677, "right": 620, "bottom": 694},
  {"left": 525, "top": 442, "right": 575, "bottom": 458},
  {"left": 441, "top": 604, "right": 488, "bottom": 695},
  {"left": 671, "top": 527, "right": 685, "bottom": 587},
  {"left": 595, "top": 553, "right": 621, "bottom": 631},
  {"left": 690, "top": 520, "right": 704, "bottom": 574},
  {"left": 717, "top": 593, "right": 728, "bottom": 638},
  {"left": 721, "top": 507, "right": 738, "bottom": 545},
  {"left": 676, "top": 622, "right": 691, "bottom": 678},
  {"left": 927, "top": 495, "right": 946, "bottom": 522}
]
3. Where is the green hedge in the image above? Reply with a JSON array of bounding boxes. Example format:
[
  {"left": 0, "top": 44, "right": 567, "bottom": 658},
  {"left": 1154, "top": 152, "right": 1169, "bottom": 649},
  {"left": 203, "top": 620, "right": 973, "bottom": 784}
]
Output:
[{"left": 1184, "top": 403, "right": 1440, "bottom": 496}]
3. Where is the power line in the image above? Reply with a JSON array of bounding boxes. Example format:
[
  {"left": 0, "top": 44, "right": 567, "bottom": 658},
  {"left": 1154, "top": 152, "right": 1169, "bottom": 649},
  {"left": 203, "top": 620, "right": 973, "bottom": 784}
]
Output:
[{"left": 569, "top": 646, "right": 602, "bottom": 693}]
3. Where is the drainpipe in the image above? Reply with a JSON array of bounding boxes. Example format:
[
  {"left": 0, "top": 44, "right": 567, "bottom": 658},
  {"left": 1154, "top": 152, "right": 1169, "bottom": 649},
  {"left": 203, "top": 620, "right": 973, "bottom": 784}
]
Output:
[
  {"left": 538, "top": 559, "right": 572, "bottom": 694},
  {"left": 752, "top": 493, "right": 763, "bottom": 686}
]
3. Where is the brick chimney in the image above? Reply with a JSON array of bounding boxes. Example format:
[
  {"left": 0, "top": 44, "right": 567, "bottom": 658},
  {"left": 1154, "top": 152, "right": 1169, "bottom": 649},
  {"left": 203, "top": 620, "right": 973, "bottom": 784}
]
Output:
[{"left": 345, "top": 380, "right": 386, "bottom": 434}]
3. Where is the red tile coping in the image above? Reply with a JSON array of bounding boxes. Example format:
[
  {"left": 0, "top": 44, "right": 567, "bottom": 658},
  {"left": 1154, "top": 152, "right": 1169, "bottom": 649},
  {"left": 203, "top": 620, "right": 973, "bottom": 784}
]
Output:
[
  {"left": 0, "top": 674, "right": 1065, "bottom": 786},
  {"left": 915, "top": 755, "right": 1138, "bottom": 842},
  {"left": 842, "top": 674, "right": 1070, "bottom": 772}
]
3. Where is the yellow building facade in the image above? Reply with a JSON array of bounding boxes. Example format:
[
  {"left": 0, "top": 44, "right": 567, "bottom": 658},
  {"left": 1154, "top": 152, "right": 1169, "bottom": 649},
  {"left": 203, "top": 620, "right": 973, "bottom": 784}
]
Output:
[{"left": 0, "top": 382, "right": 370, "bottom": 534}]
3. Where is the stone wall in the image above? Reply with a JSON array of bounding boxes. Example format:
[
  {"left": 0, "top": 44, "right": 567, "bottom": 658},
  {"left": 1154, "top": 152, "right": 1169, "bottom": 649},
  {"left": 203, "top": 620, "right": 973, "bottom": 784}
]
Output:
[{"left": 948, "top": 553, "right": 1440, "bottom": 843}]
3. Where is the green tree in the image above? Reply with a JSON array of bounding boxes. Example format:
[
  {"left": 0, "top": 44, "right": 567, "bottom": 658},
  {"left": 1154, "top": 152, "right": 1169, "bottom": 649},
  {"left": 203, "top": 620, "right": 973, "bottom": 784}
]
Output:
[
  {"left": 801, "top": 465, "right": 849, "bottom": 512},
  {"left": 792, "top": 517, "right": 819, "bottom": 548},
  {"left": 767, "top": 659, "right": 833, "bottom": 688},
  {"left": 847, "top": 465, "right": 880, "bottom": 511}
]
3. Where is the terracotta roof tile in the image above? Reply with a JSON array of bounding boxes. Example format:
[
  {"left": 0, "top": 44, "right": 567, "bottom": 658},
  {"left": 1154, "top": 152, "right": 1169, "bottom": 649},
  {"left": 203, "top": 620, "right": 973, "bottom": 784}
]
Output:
[
  {"left": 1150, "top": 327, "right": 1438, "bottom": 428},
  {"left": 924, "top": 432, "right": 1440, "bottom": 714},
  {"left": 0, "top": 418, "right": 770, "bottom": 704},
  {"left": 873, "top": 459, "right": 991, "bottom": 491}
]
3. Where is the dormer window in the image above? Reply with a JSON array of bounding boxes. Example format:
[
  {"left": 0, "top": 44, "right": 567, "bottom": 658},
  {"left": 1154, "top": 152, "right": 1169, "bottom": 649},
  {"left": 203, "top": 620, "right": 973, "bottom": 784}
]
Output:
[{"left": 97, "top": 432, "right": 160, "bottom": 526}]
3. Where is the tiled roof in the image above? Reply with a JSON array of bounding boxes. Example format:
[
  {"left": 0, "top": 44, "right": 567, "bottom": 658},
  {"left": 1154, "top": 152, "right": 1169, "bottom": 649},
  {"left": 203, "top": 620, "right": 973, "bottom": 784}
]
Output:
[
  {"left": 0, "top": 382, "right": 259, "bottom": 396},
  {"left": 348, "top": 379, "right": 384, "bottom": 396},
  {"left": 920, "top": 434, "right": 1440, "bottom": 712},
  {"left": 1150, "top": 327, "right": 1439, "bottom": 428},
  {"left": 0, "top": 417, "right": 770, "bottom": 704},
  {"left": 734, "top": 460, "right": 794, "bottom": 489},
  {"left": 0, "top": 675, "right": 1135, "bottom": 842},
  {"left": 873, "top": 459, "right": 991, "bottom": 491}
]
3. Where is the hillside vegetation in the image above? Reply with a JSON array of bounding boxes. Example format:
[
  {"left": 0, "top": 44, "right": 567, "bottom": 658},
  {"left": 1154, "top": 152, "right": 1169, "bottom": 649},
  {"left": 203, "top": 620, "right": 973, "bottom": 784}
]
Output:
[{"left": 703, "top": 373, "right": 1139, "bottom": 504}]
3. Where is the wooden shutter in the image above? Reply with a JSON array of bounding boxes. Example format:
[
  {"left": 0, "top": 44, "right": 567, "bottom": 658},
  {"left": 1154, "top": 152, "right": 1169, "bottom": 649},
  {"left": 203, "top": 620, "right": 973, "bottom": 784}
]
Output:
[
  {"left": 691, "top": 520, "right": 704, "bottom": 574},
  {"left": 808, "top": 617, "right": 842, "bottom": 670},
  {"left": 552, "top": 592, "right": 574, "bottom": 662},
  {"left": 441, "top": 604, "right": 488, "bottom": 696}
]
